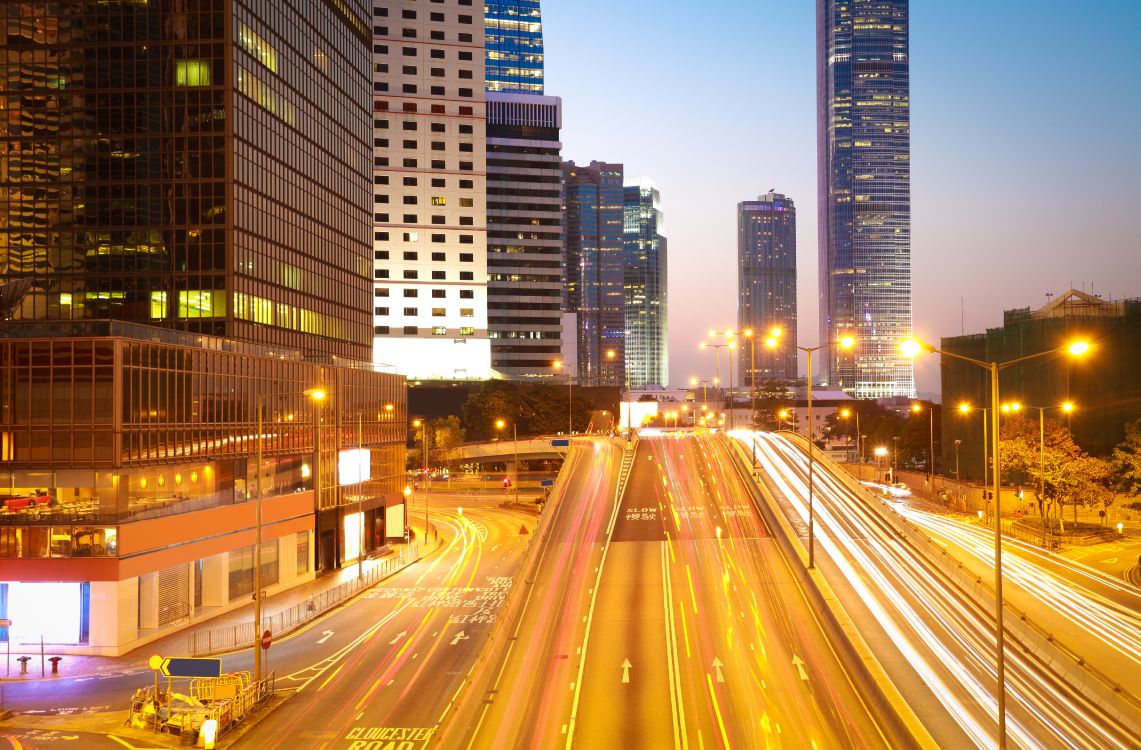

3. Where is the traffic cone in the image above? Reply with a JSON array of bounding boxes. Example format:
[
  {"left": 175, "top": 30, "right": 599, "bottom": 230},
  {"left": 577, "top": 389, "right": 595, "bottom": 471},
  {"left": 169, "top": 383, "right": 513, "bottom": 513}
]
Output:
[{"left": 519, "top": 524, "right": 529, "bottom": 535}]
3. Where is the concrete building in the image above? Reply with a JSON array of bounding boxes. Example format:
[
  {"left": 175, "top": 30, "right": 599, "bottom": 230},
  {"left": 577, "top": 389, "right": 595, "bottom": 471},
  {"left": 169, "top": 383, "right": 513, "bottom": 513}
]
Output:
[
  {"left": 484, "top": 95, "right": 563, "bottom": 378},
  {"left": 0, "top": 0, "right": 406, "bottom": 655},
  {"left": 817, "top": 0, "right": 914, "bottom": 398},
  {"left": 941, "top": 289, "right": 1141, "bottom": 480},
  {"left": 371, "top": 0, "right": 492, "bottom": 380},
  {"left": 623, "top": 179, "right": 668, "bottom": 389},
  {"left": 738, "top": 192, "right": 797, "bottom": 382}
]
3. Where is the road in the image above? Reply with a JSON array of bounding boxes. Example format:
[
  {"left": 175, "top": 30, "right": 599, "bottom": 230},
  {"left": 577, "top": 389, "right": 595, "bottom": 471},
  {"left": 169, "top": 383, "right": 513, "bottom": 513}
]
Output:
[
  {"left": 745, "top": 430, "right": 1141, "bottom": 749},
  {"left": 439, "top": 432, "right": 894, "bottom": 748}
]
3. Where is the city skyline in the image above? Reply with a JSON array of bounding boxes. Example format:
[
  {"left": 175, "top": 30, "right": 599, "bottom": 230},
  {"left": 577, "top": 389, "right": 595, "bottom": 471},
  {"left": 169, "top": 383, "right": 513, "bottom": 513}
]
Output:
[{"left": 543, "top": 0, "right": 1141, "bottom": 396}]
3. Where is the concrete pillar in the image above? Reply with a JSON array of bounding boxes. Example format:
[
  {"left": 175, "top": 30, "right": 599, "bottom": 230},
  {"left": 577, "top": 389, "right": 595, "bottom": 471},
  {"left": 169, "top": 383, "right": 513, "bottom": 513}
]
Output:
[
  {"left": 201, "top": 552, "right": 228, "bottom": 607},
  {"left": 137, "top": 572, "right": 158, "bottom": 630}
]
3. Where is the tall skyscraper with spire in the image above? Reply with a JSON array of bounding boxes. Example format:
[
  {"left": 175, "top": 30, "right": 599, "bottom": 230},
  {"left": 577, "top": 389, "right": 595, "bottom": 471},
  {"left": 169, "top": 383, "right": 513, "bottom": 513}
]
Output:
[{"left": 817, "top": 0, "right": 915, "bottom": 398}]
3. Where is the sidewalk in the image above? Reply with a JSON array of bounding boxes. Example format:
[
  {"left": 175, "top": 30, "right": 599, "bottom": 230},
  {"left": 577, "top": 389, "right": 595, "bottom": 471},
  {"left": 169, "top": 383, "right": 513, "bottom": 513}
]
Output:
[{"left": 1, "top": 537, "right": 431, "bottom": 684}]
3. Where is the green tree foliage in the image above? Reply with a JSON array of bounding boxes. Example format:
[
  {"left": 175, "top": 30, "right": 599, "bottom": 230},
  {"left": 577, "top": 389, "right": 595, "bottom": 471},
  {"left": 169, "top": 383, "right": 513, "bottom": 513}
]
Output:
[
  {"left": 1110, "top": 419, "right": 1141, "bottom": 496},
  {"left": 822, "top": 401, "right": 906, "bottom": 461},
  {"left": 462, "top": 380, "right": 593, "bottom": 441},
  {"left": 999, "top": 416, "right": 1111, "bottom": 529}
]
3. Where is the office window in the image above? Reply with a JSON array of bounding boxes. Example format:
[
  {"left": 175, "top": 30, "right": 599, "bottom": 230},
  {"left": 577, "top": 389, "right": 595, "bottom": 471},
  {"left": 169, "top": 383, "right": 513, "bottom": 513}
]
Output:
[
  {"left": 403, "top": 196, "right": 418, "bottom": 205},
  {"left": 374, "top": 231, "right": 390, "bottom": 240},
  {"left": 460, "top": 308, "right": 474, "bottom": 317},
  {"left": 431, "top": 234, "right": 445, "bottom": 243},
  {"left": 403, "top": 213, "right": 417, "bottom": 222},
  {"left": 402, "top": 121, "right": 418, "bottom": 131},
  {"left": 403, "top": 326, "right": 418, "bottom": 334},
  {"left": 431, "top": 160, "right": 446, "bottom": 169},
  {"left": 431, "top": 104, "right": 445, "bottom": 114},
  {"left": 403, "top": 176, "right": 418, "bottom": 186},
  {"left": 458, "top": 124, "right": 473, "bottom": 134},
  {"left": 432, "top": 308, "right": 446, "bottom": 317},
  {"left": 459, "top": 253, "right": 474, "bottom": 262},
  {"left": 459, "top": 161, "right": 473, "bottom": 171},
  {"left": 402, "top": 139, "right": 417, "bottom": 149},
  {"left": 402, "top": 84, "right": 417, "bottom": 94},
  {"left": 432, "top": 270, "right": 446, "bottom": 280},
  {"left": 404, "top": 307, "right": 418, "bottom": 316},
  {"left": 459, "top": 106, "right": 473, "bottom": 115},
  {"left": 431, "top": 252, "right": 445, "bottom": 261},
  {"left": 432, "top": 290, "right": 446, "bottom": 298},
  {"left": 375, "top": 250, "right": 390, "bottom": 260},
  {"left": 375, "top": 307, "right": 390, "bottom": 315},
  {"left": 459, "top": 235, "right": 474, "bottom": 244},
  {"left": 402, "top": 65, "right": 417, "bottom": 75},
  {"left": 403, "top": 103, "right": 417, "bottom": 112},
  {"left": 404, "top": 289, "right": 418, "bottom": 297},
  {"left": 431, "top": 68, "right": 445, "bottom": 77},
  {"left": 431, "top": 215, "right": 445, "bottom": 224},
  {"left": 402, "top": 9, "right": 416, "bottom": 19},
  {"left": 431, "top": 196, "right": 446, "bottom": 206},
  {"left": 459, "top": 179, "right": 473, "bottom": 189},
  {"left": 459, "top": 216, "right": 474, "bottom": 225},
  {"left": 459, "top": 198, "right": 474, "bottom": 207},
  {"left": 402, "top": 47, "right": 416, "bottom": 56},
  {"left": 459, "top": 271, "right": 474, "bottom": 280},
  {"left": 459, "top": 69, "right": 472, "bottom": 79},
  {"left": 403, "top": 251, "right": 418, "bottom": 260},
  {"left": 375, "top": 288, "right": 390, "bottom": 298},
  {"left": 431, "top": 86, "right": 445, "bottom": 96},
  {"left": 402, "top": 232, "right": 419, "bottom": 242},
  {"left": 458, "top": 33, "right": 472, "bottom": 42},
  {"left": 432, "top": 326, "right": 447, "bottom": 335},
  {"left": 458, "top": 88, "right": 472, "bottom": 98},
  {"left": 375, "top": 325, "right": 390, "bottom": 334},
  {"left": 375, "top": 269, "right": 390, "bottom": 279},
  {"left": 430, "top": 30, "right": 444, "bottom": 40},
  {"left": 431, "top": 123, "right": 445, "bottom": 133},
  {"left": 403, "top": 270, "right": 418, "bottom": 279},
  {"left": 459, "top": 290, "right": 474, "bottom": 299},
  {"left": 402, "top": 158, "right": 417, "bottom": 168},
  {"left": 375, "top": 193, "right": 389, "bottom": 203},
  {"left": 459, "top": 143, "right": 473, "bottom": 152},
  {"left": 431, "top": 141, "right": 445, "bottom": 151},
  {"left": 459, "top": 326, "right": 475, "bottom": 336},
  {"left": 376, "top": 119, "right": 390, "bottom": 128},
  {"left": 430, "top": 49, "right": 445, "bottom": 59},
  {"left": 431, "top": 178, "right": 446, "bottom": 187},
  {"left": 402, "top": 28, "right": 416, "bottom": 38},
  {"left": 458, "top": 51, "right": 472, "bottom": 61}
]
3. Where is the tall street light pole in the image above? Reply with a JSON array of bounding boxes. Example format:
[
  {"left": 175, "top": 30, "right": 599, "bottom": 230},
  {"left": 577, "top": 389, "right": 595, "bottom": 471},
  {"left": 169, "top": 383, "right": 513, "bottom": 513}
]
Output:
[
  {"left": 553, "top": 360, "right": 572, "bottom": 435},
  {"left": 1028, "top": 401, "right": 1075, "bottom": 546},
  {"left": 911, "top": 402, "right": 935, "bottom": 487},
  {"left": 700, "top": 341, "right": 728, "bottom": 419},
  {"left": 254, "top": 386, "right": 325, "bottom": 683},
  {"left": 954, "top": 439, "right": 962, "bottom": 481},
  {"left": 412, "top": 419, "right": 432, "bottom": 542},
  {"left": 840, "top": 408, "right": 860, "bottom": 471},
  {"left": 902, "top": 336, "right": 1090, "bottom": 750}
]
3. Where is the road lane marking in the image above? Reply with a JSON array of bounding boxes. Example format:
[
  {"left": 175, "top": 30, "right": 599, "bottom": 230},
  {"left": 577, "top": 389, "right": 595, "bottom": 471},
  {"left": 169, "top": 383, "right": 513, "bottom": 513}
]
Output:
[
  {"left": 661, "top": 541, "right": 689, "bottom": 750},
  {"left": 354, "top": 678, "right": 382, "bottom": 710},
  {"left": 317, "top": 663, "right": 345, "bottom": 691},
  {"left": 705, "top": 674, "right": 732, "bottom": 749},
  {"left": 317, "top": 629, "right": 335, "bottom": 644},
  {"left": 620, "top": 658, "right": 632, "bottom": 684},
  {"left": 712, "top": 657, "right": 725, "bottom": 683}
]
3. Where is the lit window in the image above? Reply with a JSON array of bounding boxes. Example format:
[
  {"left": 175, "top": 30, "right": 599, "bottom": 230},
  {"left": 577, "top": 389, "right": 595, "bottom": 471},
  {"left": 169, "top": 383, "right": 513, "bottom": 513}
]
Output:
[
  {"left": 176, "top": 60, "right": 212, "bottom": 86},
  {"left": 432, "top": 326, "right": 447, "bottom": 336},
  {"left": 178, "top": 290, "right": 225, "bottom": 318},
  {"left": 431, "top": 196, "right": 446, "bottom": 206},
  {"left": 459, "top": 308, "right": 474, "bottom": 318}
]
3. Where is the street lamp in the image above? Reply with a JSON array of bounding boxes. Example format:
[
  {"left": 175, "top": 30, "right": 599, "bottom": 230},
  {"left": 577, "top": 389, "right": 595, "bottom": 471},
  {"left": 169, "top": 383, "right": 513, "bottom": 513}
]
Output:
[
  {"left": 902, "top": 335, "right": 1090, "bottom": 748},
  {"left": 954, "top": 439, "right": 962, "bottom": 481},
  {"left": 840, "top": 407, "right": 861, "bottom": 467},
  {"left": 412, "top": 419, "right": 432, "bottom": 543},
  {"left": 606, "top": 349, "right": 634, "bottom": 434},
  {"left": 495, "top": 418, "right": 519, "bottom": 503},
  {"left": 873, "top": 446, "right": 888, "bottom": 482},
  {"left": 254, "top": 386, "right": 325, "bottom": 683},
  {"left": 553, "top": 360, "right": 573, "bottom": 435},
  {"left": 911, "top": 402, "right": 935, "bottom": 487}
]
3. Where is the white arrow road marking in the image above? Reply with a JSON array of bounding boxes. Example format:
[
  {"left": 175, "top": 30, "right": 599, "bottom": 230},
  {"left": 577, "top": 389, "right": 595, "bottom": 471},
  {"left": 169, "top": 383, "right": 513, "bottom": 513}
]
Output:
[
  {"left": 450, "top": 630, "right": 470, "bottom": 646},
  {"left": 1102, "top": 557, "right": 1119, "bottom": 564},
  {"left": 792, "top": 655, "right": 808, "bottom": 681},
  {"left": 712, "top": 657, "right": 725, "bottom": 683},
  {"left": 621, "top": 658, "right": 632, "bottom": 684},
  {"left": 389, "top": 630, "right": 407, "bottom": 645},
  {"left": 317, "top": 630, "right": 335, "bottom": 644}
]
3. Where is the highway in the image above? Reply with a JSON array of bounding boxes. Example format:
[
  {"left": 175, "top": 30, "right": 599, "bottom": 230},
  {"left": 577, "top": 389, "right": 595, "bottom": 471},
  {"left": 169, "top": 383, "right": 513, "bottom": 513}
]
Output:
[
  {"left": 439, "top": 432, "right": 895, "bottom": 748},
  {"left": 743, "top": 430, "right": 1141, "bottom": 749}
]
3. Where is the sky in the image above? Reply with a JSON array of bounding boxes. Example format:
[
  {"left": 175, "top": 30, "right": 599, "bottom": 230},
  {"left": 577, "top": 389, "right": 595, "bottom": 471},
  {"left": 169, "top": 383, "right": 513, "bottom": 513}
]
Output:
[{"left": 542, "top": 0, "right": 1141, "bottom": 399}]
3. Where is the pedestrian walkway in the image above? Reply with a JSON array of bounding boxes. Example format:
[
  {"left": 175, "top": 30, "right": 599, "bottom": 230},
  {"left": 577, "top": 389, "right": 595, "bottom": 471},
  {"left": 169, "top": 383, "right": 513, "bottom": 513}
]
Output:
[{"left": 1, "top": 536, "right": 435, "bottom": 684}]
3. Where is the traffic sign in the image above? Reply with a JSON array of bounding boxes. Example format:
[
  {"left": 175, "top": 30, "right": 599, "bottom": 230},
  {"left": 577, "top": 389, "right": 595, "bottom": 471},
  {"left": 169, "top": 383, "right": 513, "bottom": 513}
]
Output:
[
  {"left": 261, "top": 629, "right": 272, "bottom": 650},
  {"left": 540, "top": 479, "right": 554, "bottom": 487},
  {"left": 550, "top": 439, "right": 570, "bottom": 447},
  {"left": 160, "top": 657, "right": 221, "bottom": 678}
]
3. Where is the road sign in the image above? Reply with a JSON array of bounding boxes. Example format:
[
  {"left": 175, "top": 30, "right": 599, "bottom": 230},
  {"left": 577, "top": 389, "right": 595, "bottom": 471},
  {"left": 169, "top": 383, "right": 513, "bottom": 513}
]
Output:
[
  {"left": 550, "top": 439, "right": 570, "bottom": 447},
  {"left": 540, "top": 479, "right": 554, "bottom": 487},
  {"left": 261, "top": 629, "right": 272, "bottom": 650},
  {"left": 160, "top": 657, "right": 222, "bottom": 678}
]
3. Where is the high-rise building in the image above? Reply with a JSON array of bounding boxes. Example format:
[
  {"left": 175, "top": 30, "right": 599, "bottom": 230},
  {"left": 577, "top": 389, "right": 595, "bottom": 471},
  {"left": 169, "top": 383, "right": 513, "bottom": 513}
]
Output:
[
  {"left": 486, "top": 94, "right": 564, "bottom": 377},
  {"left": 624, "top": 179, "right": 668, "bottom": 388},
  {"left": 817, "top": 0, "right": 914, "bottom": 397},
  {"left": 372, "top": 1, "right": 492, "bottom": 380},
  {"left": 0, "top": 0, "right": 407, "bottom": 655},
  {"left": 738, "top": 192, "right": 797, "bottom": 382},
  {"left": 486, "top": 0, "right": 545, "bottom": 94},
  {"left": 562, "top": 161, "right": 626, "bottom": 387}
]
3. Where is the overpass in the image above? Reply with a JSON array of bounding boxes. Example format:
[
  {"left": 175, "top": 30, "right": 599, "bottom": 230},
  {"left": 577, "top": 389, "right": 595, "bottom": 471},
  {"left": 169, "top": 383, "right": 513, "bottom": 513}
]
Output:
[{"left": 445, "top": 435, "right": 575, "bottom": 463}]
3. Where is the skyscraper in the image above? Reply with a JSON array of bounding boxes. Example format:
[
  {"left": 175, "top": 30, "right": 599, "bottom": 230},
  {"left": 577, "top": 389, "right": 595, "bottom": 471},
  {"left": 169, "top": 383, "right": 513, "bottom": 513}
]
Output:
[
  {"left": 563, "top": 161, "right": 626, "bottom": 387},
  {"left": 0, "top": 0, "right": 408, "bottom": 654},
  {"left": 371, "top": 1, "right": 492, "bottom": 380},
  {"left": 486, "top": 94, "right": 564, "bottom": 377},
  {"left": 624, "top": 179, "right": 668, "bottom": 388},
  {"left": 486, "top": 0, "right": 545, "bottom": 93},
  {"left": 738, "top": 192, "right": 797, "bottom": 382},
  {"left": 817, "top": 0, "right": 915, "bottom": 398}
]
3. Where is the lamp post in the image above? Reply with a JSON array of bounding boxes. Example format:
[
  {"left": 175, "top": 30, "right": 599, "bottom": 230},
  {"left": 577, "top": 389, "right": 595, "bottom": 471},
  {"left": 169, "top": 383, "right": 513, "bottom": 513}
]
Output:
[
  {"left": 605, "top": 349, "right": 633, "bottom": 434},
  {"left": 911, "top": 402, "right": 935, "bottom": 487},
  {"left": 553, "top": 360, "right": 572, "bottom": 435},
  {"left": 954, "top": 439, "right": 962, "bottom": 481},
  {"left": 412, "top": 419, "right": 432, "bottom": 542},
  {"left": 902, "top": 336, "right": 1090, "bottom": 749},
  {"left": 840, "top": 407, "right": 860, "bottom": 469},
  {"left": 699, "top": 341, "right": 729, "bottom": 423},
  {"left": 495, "top": 418, "right": 519, "bottom": 503},
  {"left": 1026, "top": 401, "right": 1075, "bottom": 545},
  {"left": 254, "top": 386, "right": 325, "bottom": 683},
  {"left": 892, "top": 436, "right": 900, "bottom": 480}
]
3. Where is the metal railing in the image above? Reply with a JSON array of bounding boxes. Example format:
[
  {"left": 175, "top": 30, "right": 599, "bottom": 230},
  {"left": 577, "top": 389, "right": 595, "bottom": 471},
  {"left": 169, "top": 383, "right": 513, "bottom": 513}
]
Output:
[{"left": 188, "top": 543, "right": 421, "bottom": 656}]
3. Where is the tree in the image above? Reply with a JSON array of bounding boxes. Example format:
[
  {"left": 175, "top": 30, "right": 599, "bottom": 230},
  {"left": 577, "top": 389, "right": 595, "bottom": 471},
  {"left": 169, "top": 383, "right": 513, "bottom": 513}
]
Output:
[
  {"left": 1110, "top": 419, "right": 1141, "bottom": 496},
  {"left": 431, "top": 415, "right": 465, "bottom": 468}
]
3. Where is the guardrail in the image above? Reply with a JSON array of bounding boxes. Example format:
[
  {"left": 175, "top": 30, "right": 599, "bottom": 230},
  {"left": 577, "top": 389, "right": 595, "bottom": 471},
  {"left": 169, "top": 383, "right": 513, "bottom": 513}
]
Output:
[{"left": 188, "top": 543, "right": 421, "bottom": 656}]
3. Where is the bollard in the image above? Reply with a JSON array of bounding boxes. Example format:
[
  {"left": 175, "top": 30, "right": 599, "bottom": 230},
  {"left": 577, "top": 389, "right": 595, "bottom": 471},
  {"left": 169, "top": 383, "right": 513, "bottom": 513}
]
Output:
[
  {"left": 49, "top": 656, "right": 62, "bottom": 674},
  {"left": 17, "top": 656, "right": 30, "bottom": 674}
]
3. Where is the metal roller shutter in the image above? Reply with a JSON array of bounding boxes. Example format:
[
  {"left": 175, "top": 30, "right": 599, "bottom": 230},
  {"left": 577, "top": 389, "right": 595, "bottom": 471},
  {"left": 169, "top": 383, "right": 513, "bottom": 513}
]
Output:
[{"left": 157, "top": 563, "right": 190, "bottom": 626}]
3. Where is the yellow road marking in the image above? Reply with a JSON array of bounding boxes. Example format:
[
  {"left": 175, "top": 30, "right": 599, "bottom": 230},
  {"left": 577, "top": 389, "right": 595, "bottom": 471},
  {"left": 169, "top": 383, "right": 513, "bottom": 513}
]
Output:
[
  {"left": 317, "top": 662, "right": 345, "bottom": 691},
  {"left": 706, "top": 673, "right": 732, "bottom": 749},
  {"left": 355, "top": 677, "right": 383, "bottom": 710}
]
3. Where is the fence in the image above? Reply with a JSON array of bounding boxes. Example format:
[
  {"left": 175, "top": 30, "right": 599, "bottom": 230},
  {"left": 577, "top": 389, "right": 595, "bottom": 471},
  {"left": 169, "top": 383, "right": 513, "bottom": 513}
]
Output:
[
  {"left": 188, "top": 543, "right": 421, "bottom": 656},
  {"left": 129, "top": 670, "right": 276, "bottom": 741}
]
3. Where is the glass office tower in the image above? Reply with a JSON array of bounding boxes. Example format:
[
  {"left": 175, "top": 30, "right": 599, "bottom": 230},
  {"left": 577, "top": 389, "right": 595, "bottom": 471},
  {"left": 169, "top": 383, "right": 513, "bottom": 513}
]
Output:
[
  {"left": 738, "top": 192, "right": 797, "bottom": 382},
  {"left": 0, "top": 0, "right": 375, "bottom": 361},
  {"left": 623, "top": 179, "right": 668, "bottom": 389},
  {"left": 562, "top": 161, "right": 625, "bottom": 387},
  {"left": 817, "top": 0, "right": 915, "bottom": 397},
  {"left": 485, "top": 0, "right": 545, "bottom": 93}
]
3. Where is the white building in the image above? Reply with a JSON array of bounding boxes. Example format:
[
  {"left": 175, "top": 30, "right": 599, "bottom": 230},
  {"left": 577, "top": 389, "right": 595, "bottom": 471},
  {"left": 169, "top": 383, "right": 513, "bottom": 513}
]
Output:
[{"left": 371, "top": 1, "right": 492, "bottom": 379}]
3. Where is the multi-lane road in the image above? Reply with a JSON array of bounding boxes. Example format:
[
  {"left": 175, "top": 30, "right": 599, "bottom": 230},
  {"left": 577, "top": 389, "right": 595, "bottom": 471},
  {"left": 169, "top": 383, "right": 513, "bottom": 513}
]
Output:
[
  {"left": 439, "top": 432, "right": 895, "bottom": 748},
  {"left": 745, "top": 430, "right": 1141, "bottom": 749}
]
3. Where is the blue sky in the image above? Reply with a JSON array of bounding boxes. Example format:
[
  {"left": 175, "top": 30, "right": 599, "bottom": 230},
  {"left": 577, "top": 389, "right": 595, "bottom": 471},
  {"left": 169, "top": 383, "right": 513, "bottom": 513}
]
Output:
[{"left": 543, "top": 1, "right": 1141, "bottom": 397}]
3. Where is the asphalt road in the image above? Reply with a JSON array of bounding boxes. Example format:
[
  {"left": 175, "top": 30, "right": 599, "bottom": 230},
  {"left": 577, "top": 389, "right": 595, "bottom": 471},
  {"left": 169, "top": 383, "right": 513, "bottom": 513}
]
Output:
[
  {"left": 748, "top": 430, "right": 1141, "bottom": 749},
  {"left": 438, "top": 432, "right": 892, "bottom": 749}
]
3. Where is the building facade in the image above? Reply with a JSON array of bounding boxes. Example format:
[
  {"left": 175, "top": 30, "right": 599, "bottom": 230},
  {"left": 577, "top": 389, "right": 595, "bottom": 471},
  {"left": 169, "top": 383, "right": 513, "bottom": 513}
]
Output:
[
  {"left": 485, "top": 0, "right": 544, "bottom": 94},
  {"left": 817, "top": 0, "right": 914, "bottom": 397},
  {"left": 486, "top": 93, "right": 564, "bottom": 378},
  {"left": 941, "top": 290, "right": 1141, "bottom": 481},
  {"left": 623, "top": 179, "right": 668, "bottom": 389},
  {"left": 562, "top": 161, "right": 626, "bottom": 388},
  {"left": 0, "top": 0, "right": 407, "bottom": 655},
  {"left": 738, "top": 192, "right": 797, "bottom": 382},
  {"left": 371, "top": 1, "right": 492, "bottom": 380}
]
